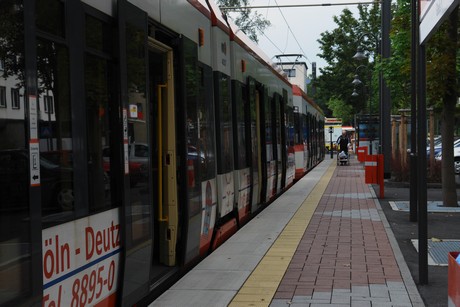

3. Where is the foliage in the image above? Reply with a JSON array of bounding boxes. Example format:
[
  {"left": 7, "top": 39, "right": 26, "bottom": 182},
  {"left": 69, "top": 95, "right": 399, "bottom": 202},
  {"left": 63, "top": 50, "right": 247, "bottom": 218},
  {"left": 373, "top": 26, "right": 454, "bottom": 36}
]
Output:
[
  {"left": 314, "top": 4, "right": 380, "bottom": 124},
  {"left": 426, "top": 19, "right": 459, "bottom": 110},
  {"left": 327, "top": 96, "right": 354, "bottom": 124},
  {"left": 0, "top": 0, "right": 25, "bottom": 87},
  {"left": 215, "top": 0, "right": 271, "bottom": 43},
  {"left": 380, "top": 0, "right": 411, "bottom": 110}
]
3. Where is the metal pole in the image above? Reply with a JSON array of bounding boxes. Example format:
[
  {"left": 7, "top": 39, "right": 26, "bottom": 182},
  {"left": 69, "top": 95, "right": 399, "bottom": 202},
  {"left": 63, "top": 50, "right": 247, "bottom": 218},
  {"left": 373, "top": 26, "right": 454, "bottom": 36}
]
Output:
[
  {"left": 381, "top": 0, "right": 392, "bottom": 178},
  {"left": 410, "top": 0, "right": 418, "bottom": 222},
  {"left": 368, "top": 83, "right": 372, "bottom": 155},
  {"left": 417, "top": 43, "right": 428, "bottom": 285}
]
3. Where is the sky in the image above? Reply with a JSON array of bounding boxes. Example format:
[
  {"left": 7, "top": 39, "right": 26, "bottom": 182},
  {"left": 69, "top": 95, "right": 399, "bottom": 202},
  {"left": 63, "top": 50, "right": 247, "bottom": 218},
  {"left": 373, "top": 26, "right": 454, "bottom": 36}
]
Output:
[{"left": 243, "top": 0, "right": 376, "bottom": 75}]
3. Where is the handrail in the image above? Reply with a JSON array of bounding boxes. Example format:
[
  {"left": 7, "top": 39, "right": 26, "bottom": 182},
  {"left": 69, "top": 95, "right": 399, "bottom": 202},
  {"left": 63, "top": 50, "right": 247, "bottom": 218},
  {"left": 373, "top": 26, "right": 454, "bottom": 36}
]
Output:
[{"left": 157, "top": 84, "right": 168, "bottom": 222}]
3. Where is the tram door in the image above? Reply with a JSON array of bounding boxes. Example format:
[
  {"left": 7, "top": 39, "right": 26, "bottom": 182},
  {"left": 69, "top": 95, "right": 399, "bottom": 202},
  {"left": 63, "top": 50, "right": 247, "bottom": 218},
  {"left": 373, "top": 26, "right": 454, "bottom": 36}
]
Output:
[
  {"left": 248, "top": 78, "right": 263, "bottom": 211},
  {"left": 148, "top": 39, "right": 178, "bottom": 272}
]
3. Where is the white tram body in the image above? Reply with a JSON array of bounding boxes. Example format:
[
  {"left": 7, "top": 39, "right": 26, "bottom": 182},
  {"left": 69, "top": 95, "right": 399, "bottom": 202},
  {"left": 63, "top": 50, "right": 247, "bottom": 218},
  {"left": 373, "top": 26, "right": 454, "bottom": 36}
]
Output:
[{"left": 0, "top": 1, "right": 324, "bottom": 306}]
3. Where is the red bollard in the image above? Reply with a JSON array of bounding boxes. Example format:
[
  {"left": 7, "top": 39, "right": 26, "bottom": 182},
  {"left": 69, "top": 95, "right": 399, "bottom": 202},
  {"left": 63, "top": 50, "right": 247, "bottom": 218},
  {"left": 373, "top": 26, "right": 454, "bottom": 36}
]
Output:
[
  {"left": 365, "top": 154, "right": 378, "bottom": 184},
  {"left": 357, "top": 146, "right": 368, "bottom": 162},
  {"left": 364, "top": 154, "right": 384, "bottom": 198},
  {"left": 448, "top": 252, "right": 460, "bottom": 307}
]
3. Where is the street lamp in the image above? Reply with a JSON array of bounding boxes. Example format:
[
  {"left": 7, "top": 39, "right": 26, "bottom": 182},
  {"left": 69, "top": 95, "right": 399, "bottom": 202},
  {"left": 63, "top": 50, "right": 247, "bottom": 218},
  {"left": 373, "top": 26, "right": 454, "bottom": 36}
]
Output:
[
  {"left": 350, "top": 66, "right": 371, "bottom": 115},
  {"left": 353, "top": 32, "right": 381, "bottom": 156},
  {"left": 351, "top": 65, "right": 373, "bottom": 154}
]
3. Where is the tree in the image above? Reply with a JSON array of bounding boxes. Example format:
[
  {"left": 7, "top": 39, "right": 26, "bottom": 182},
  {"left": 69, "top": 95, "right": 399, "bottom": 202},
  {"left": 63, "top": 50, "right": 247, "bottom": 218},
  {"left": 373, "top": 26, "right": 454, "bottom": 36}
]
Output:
[
  {"left": 382, "top": 1, "right": 458, "bottom": 206},
  {"left": 380, "top": 0, "right": 411, "bottom": 111},
  {"left": 327, "top": 96, "right": 354, "bottom": 124},
  {"left": 314, "top": 4, "right": 380, "bottom": 124},
  {"left": 215, "top": 0, "right": 271, "bottom": 43},
  {"left": 426, "top": 7, "right": 459, "bottom": 207}
]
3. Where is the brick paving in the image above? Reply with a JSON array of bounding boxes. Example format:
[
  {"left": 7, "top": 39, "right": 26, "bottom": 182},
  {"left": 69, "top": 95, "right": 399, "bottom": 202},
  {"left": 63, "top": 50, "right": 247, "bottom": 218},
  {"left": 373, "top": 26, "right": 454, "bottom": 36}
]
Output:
[{"left": 271, "top": 159, "right": 416, "bottom": 306}]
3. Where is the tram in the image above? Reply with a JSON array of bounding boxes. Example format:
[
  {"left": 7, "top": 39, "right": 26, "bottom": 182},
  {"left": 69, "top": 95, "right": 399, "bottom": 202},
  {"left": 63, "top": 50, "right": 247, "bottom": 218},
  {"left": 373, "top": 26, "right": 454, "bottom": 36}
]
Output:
[{"left": 0, "top": 0, "right": 325, "bottom": 306}]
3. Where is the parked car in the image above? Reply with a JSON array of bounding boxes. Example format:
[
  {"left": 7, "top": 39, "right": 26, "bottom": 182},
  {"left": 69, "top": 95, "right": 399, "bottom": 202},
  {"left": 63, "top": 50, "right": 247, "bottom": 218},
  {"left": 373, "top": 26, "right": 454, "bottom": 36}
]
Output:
[
  {"left": 102, "top": 143, "right": 149, "bottom": 186},
  {"left": 0, "top": 149, "right": 74, "bottom": 212},
  {"left": 426, "top": 136, "right": 443, "bottom": 158},
  {"left": 434, "top": 139, "right": 460, "bottom": 174},
  {"left": 455, "top": 147, "right": 460, "bottom": 174}
]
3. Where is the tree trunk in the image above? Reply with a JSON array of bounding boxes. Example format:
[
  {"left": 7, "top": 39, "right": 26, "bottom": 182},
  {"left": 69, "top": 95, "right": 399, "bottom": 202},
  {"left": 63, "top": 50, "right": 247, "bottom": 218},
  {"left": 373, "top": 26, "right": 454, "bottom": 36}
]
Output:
[{"left": 441, "top": 7, "right": 458, "bottom": 207}]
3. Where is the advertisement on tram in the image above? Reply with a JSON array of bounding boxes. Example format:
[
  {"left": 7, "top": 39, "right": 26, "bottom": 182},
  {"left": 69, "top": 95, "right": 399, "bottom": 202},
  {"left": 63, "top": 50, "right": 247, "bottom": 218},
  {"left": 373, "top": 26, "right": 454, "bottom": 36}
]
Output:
[{"left": 42, "top": 209, "right": 120, "bottom": 307}]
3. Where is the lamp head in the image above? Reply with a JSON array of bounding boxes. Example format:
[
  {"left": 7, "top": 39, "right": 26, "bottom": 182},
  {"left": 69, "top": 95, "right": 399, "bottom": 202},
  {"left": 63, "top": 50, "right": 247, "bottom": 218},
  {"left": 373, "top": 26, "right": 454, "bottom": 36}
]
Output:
[
  {"left": 352, "top": 75, "right": 362, "bottom": 86},
  {"left": 351, "top": 88, "right": 359, "bottom": 97},
  {"left": 353, "top": 48, "right": 367, "bottom": 61}
]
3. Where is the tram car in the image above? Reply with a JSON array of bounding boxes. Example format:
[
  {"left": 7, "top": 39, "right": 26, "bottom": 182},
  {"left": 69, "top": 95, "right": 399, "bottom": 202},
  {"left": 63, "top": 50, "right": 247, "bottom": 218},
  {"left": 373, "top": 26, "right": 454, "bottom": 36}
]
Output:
[
  {"left": 292, "top": 85, "right": 325, "bottom": 180},
  {"left": 0, "top": 0, "right": 324, "bottom": 306}
]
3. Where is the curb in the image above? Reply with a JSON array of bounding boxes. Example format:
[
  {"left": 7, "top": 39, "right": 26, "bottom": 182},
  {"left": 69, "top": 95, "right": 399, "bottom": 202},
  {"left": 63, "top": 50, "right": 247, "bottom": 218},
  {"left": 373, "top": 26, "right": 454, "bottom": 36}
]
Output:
[{"left": 370, "top": 184, "right": 426, "bottom": 306}]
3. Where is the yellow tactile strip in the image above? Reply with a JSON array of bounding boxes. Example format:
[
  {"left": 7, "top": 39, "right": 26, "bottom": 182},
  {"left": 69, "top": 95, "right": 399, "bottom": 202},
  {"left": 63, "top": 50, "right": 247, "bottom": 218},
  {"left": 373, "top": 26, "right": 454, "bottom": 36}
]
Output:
[{"left": 229, "top": 162, "right": 336, "bottom": 307}]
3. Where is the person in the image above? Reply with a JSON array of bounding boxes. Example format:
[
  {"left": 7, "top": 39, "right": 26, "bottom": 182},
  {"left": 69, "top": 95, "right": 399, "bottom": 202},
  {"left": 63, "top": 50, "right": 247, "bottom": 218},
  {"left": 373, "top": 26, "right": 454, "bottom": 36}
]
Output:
[{"left": 337, "top": 131, "right": 350, "bottom": 156}]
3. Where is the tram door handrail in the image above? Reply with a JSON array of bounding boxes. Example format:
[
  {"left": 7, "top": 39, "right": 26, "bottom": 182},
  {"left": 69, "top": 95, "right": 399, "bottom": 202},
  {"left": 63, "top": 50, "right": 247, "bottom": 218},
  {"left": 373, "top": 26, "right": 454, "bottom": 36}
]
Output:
[{"left": 157, "top": 83, "right": 168, "bottom": 222}]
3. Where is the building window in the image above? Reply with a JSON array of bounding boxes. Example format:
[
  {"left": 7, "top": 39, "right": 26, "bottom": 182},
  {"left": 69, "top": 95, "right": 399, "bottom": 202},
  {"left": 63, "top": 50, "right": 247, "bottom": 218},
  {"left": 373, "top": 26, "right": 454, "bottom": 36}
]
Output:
[
  {"left": 284, "top": 69, "right": 296, "bottom": 77},
  {"left": 11, "top": 88, "right": 20, "bottom": 109},
  {"left": 44, "top": 95, "right": 54, "bottom": 113},
  {"left": 0, "top": 86, "right": 6, "bottom": 107}
]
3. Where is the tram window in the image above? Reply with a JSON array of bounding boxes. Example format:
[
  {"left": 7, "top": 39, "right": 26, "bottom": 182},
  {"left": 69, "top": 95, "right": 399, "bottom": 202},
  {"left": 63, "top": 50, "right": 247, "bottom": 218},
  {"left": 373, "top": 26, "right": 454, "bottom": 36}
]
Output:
[
  {"left": 85, "top": 54, "right": 114, "bottom": 212},
  {"left": 85, "top": 14, "right": 112, "bottom": 53},
  {"left": 37, "top": 38, "right": 74, "bottom": 216},
  {"left": 234, "top": 82, "right": 248, "bottom": 168},
  {"left": 0, "top": 0, "right": 32, "bottom": 304},
  {"left": 36, "top": 0, "right": 65, "bottom": 37},
  {"left": 216, "top": 74, "right": 233, "bottom": 173},
  {"left": 265, "top": 96, "right": 272, "bottom": 161},
  {"left": 197, "top": 65, "right": 216, "bottom": 180},
  {"left": 124, "top": 20, "right": 151, "bottom": 243}
]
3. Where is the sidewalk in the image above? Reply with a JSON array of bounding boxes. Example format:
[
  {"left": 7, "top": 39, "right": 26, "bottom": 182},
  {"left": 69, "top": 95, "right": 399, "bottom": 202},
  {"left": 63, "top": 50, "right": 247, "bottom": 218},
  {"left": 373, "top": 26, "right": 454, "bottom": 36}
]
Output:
[
  {"left": 269, "top": 155, "right": 423, "bottom": 306},
  {"left": 152, "top": 155, "right": 458, "bottom": 306},
  {"left": 376, "top": 177, "right": 460, "bottom": 307}
]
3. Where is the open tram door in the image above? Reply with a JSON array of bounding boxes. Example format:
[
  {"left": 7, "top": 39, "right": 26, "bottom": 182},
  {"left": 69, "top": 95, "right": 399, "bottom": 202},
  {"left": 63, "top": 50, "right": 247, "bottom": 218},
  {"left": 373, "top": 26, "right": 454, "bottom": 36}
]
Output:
[
  {"left": 118, "top": 1, "right": 178, "bottom": 305},
  {"left": 148, "top": 38, "right": 179, "bottom": 269},
  {"left": 247, "top": 77, "right": 265, "bottom": 211}
]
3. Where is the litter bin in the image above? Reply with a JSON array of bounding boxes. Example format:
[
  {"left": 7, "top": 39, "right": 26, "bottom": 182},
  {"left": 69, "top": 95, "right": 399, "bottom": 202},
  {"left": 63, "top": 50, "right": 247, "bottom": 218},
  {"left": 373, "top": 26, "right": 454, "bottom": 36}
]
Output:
[{"left": 448, "top": 252, "right": 460, "bottom": 307}]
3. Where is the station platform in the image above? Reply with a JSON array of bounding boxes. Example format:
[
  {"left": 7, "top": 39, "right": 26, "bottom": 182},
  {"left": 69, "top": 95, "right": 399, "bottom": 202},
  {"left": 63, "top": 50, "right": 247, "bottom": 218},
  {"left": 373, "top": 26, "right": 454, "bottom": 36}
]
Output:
[{"left": 150, "top": 155, "right": 424, "bottom": 306}]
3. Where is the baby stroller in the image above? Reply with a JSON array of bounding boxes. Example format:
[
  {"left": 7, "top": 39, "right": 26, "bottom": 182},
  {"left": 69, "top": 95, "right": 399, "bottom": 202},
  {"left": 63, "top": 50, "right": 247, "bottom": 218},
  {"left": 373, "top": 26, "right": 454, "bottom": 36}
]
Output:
[
  {"left": 337, "top": 150, "right": 349, "bottom": 165},
  {"left": 336, "top": 133, "right": 350, "bottom": 166}
]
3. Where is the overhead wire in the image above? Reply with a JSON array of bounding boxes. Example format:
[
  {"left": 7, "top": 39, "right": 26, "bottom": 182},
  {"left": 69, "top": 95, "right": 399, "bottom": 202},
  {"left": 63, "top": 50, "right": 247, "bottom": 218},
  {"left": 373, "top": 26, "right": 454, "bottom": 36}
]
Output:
[
  {"left": 236, "top": 0, "right": 376, "bottom": 65},
  {"left": 263, "top": 0, "right": 311, "bottom": 64}
]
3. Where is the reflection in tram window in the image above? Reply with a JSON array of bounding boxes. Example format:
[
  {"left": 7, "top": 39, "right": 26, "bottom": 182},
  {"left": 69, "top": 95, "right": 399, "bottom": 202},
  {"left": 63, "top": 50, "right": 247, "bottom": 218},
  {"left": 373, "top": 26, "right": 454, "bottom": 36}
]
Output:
[
  {"left": 125, "top": 21, "right": 151, "bottom": 244},
  {"left": 36, "top": 0, "right": 65, "bottom": 37},
  {"left": 197, "top": 66, "right": 216, "bottom": 181},
  {"left": 0, "top": 0, "right": 31, "bottom": 304},
  {"left": 85, "top": 55, "right": 113, "bottom": 212},
  {"left": 86, "top": 14, "right": 112, "bottom": 53},
  {"left": 217, "top": 74, "right": 233, "bottom": 173},
  {"left": 37, "top": 38, "right": 73, "bottom": 215}
]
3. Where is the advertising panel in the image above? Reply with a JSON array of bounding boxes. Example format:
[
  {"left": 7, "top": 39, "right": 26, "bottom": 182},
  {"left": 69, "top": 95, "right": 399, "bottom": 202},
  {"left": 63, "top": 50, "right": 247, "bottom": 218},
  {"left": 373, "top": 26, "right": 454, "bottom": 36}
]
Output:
[{"left": 42, "top": 208, "right": 121, "bottom": 307}]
